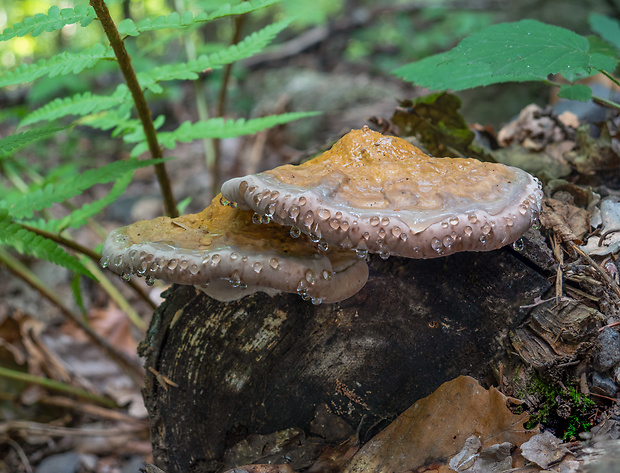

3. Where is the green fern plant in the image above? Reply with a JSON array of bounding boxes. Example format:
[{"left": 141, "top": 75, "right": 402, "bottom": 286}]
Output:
[{"left": 0, "top": 0, "right": 318, "bottom": 346}]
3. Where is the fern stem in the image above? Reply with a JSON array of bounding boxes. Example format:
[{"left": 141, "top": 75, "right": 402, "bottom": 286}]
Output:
[
  {"left": 90, "top": 0, "right": 178, "bottom": 218},
  {"left": 21, "top": 223, "right": 157, "bottom": 311},
  {"left": 599, "top": 69, "right": 620, "bottom": 89},
  {"left": 0, "top": 366, "right": 117, "bottom": 408},
  {"left": 592, "top": 94, "right": 620, "bottom": 112},
  {"left": 0, "top": 248, "right": 144, "bottom": 384},
  {"left": 213, "top": 12, "right": 247, "bottom": 194},
  {"left": 173, "top": 0, "right": 216, "bottom": 196}
]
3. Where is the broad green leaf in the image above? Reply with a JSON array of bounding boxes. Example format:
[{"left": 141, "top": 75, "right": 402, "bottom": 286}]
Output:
[
  {"left": 589, "top": 13, "right": 620, "bottom": 51},
  {"left": 393, "top": 52, "right": 537, "bottom": 92},
  {"left": 557, "top": 84, "right": 593, "bottom": 102},
  {"left": 394, "top": 19, "right": 613, "bottom": 92},
  {"left": 454, "top": 20, "right": 591, "bottom": 77}
]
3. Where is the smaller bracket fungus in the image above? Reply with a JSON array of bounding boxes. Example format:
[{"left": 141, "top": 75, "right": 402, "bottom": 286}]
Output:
[
  {"left": 101, "top": 196, "right": 369, "bottom": 304},
  {"left": 221, "top": 127, "right": 543, "bottom": 259}
]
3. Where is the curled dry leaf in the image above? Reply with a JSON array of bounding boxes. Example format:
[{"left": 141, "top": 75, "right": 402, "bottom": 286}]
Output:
[
  {"left": 539, "top": 198, "right": 590, "bottom": 243},
  {"left": 342, "top": 376, "right": 536, "bottom": 473}
]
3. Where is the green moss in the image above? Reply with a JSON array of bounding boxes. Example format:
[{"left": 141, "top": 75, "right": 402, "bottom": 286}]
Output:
[{"left": 523, "top": 373, "right": 595, "bottom": 440}]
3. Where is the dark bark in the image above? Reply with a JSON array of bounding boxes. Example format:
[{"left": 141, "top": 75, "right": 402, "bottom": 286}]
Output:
[{"left": 141, "top": 246, "right": 550, "bottom": 473}]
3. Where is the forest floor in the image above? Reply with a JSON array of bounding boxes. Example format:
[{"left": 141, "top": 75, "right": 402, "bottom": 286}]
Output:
[{"left": 2, "top": 2, "right": 620, "bottom": 473}]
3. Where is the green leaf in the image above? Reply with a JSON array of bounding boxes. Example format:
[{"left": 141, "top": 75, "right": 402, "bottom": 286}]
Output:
[
  {"left": 393, "top": 52, "right": 537, "bottom": 92},
  {"left": 118, "top": 0, "right": 282, "bottom": 36},
  {"left": 126, "top": 112, "right": 320, "bottom": 156},
  {"left": 1, "top": 158, "right": 169, "bottom": 219},
  {"left": 46, "top": 172, "right": 134, "bottom": 232},
  {"left": 394, "top": 19, "right": 613, "bottom": 92},
  {"left": 0, "top": 126, "right": 71, "bottom": 158},
  {"left": 138, "top": 19, "right": 290, "bottom": 90},
  {"left": 0, "top": 44, "right": 115, "bottom": 88},
  {"left": 557, "top": 84, "right": 593, "bottom": 101},
  {"left": 71, "top": 272, "right": 87, "bottom": 315},
  {"left": 589, "top": 13, "right": 620, "bottom": 51},
  {"left": 0, "top": 210, "right": 95, "bottom": 279},
  {"left": 0, "top": 5, "right": 97, "bottom": 41},
  {"left": 19, "top": 86, "right": 130, "bottom": 127}
]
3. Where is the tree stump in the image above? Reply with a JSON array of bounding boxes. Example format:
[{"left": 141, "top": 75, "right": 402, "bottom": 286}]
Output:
[{"left": 140, "top": 246, "right": 550, "bottom": 473}]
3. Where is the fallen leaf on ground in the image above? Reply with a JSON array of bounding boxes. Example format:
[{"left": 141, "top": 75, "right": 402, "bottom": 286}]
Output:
[
  {"left": 540, "top": 198, "right": 590, "bottom": 243},
  {"left": 520, "top": 431, "right": 569, "bottom": 469},
  {"left": 342, "top": 376, "right": 536, "bottom": 473}
]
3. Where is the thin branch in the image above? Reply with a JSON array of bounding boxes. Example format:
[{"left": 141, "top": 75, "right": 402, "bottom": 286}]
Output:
[
  {"left": 0, "top": 367, "right": 117, "bottom": 408},
  {"left": 89, "top": 0, "right": 178, "bottom": 218}
]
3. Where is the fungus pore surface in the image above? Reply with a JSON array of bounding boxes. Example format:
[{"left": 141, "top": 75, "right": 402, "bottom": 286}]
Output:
[
  {"left": 221, "top": 127, "right": 543, "bottom": 258},
  {"left": 101, "top": 196, "right": 368, "bottom": 304}
]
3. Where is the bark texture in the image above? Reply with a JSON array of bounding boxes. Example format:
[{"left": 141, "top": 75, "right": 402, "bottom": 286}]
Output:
[{"left": 141, "top": 248, "right": 550, "bottom": 473}]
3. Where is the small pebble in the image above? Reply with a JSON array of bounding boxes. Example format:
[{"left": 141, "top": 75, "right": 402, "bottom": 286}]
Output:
[
  {"left": 593, "top": 328, "right": 620, "bottom": 372},
  {"left": 591, "top": 371, "right": 618, "bottom": 398}
]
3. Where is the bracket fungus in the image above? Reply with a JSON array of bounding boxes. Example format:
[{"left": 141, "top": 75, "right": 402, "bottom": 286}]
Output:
[
  {"left": 221, "top": 127, "right": 543, "bottom": 259},
  {"left": 101, "top": 196, "right": 369, "bottom": 304}
]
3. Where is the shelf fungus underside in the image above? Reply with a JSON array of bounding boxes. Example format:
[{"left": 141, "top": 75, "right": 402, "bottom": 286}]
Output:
[{"left": 101, "top": 196, "right": 369, "bottom": 304}]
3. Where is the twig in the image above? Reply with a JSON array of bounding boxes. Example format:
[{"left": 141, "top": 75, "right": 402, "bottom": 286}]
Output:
[
  {"left": 90, "top": 0, "right": 178, "bottom": 218},
  {"left": 5, "top": 438, "right": 33, "bottom": 473},
  {"left": 0, "top": 420, "right": 145, "bottom": 437},
  {"left": 0, "top": 366, "right": 117, "bottom": 408},
  {"left": 567, "top": 241, "right": 620, "bottom": 300},
  {"left": 41, "top": 396, "right": 145, "bottom": 423},
  {"left": 0, "top": 249, "right": 144, "bottom": 384}
]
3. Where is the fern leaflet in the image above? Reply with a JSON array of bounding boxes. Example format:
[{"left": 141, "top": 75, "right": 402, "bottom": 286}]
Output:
[
  {"left": 0, "top": 44, "right": 115, "bottom": 88},
  {"left": 19, "top": 85, "right": 130, "bottom": 127},
  {"left": 2, "top": 158, "right": 169, "bottom": 219},
  {"left": 0, "top": 6, "right": 97, "bottom": 41},
  {"left": 118, "top": 0, "right": 282, "bottom": 36},
  {"left": 127, "top": 112, "right": 320, "bottom": 156},
  {"left": 138, "top": 20, "right": 290, "bottom": 91},
  {"left": 0, "top": 126, "right": 71, "bottom": 158},
  {"left": 0, "top": 210, "right": 95, "bottom": 279},
  {"left": 77, "top": 107, "right": 137, "bottom": 137},
  {"left": 42, "top": 172, "right": 134, "bottom": 233}
]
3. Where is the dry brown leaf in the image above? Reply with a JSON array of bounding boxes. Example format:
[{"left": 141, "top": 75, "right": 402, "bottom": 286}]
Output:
[
  {"left": 342, "top": 376, "right": 536, "bottom": 473},
  {"left": 540, "top": 199, "right": 590, "bottom": 243}
]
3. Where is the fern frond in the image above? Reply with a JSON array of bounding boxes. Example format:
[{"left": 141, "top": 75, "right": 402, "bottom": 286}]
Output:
[
  {"left": 0, "top": 6, "right": 97, "bottom": 41},
  {"left": 0, "top": 126, "right": 71, "bottom": 158},
  {"left": 127, "top": 112, "right": 320, "bottom": 156},
  {"left": 138, "top": 20, "right": 290, "bottom": 91},
  {"left": 45, "top": 172, "right": 134, "bottom": 233},
  {"left": 0, "top": 210, "right": 95, "bottom": 279},
  {"left": 0, "top": 44, "right": 115, "bottom": 88},
  {"left": 118, "top": 0, "right": 282, "bottom": 36},
  {"left": 19, "top": 85, "right": 130, "bottom": 127},
  {"left": 2, "top": 158, "right": 169, "bottom": 219},
  {"left": 77, "top": 106, "right": 137, "bottom": 137}
]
